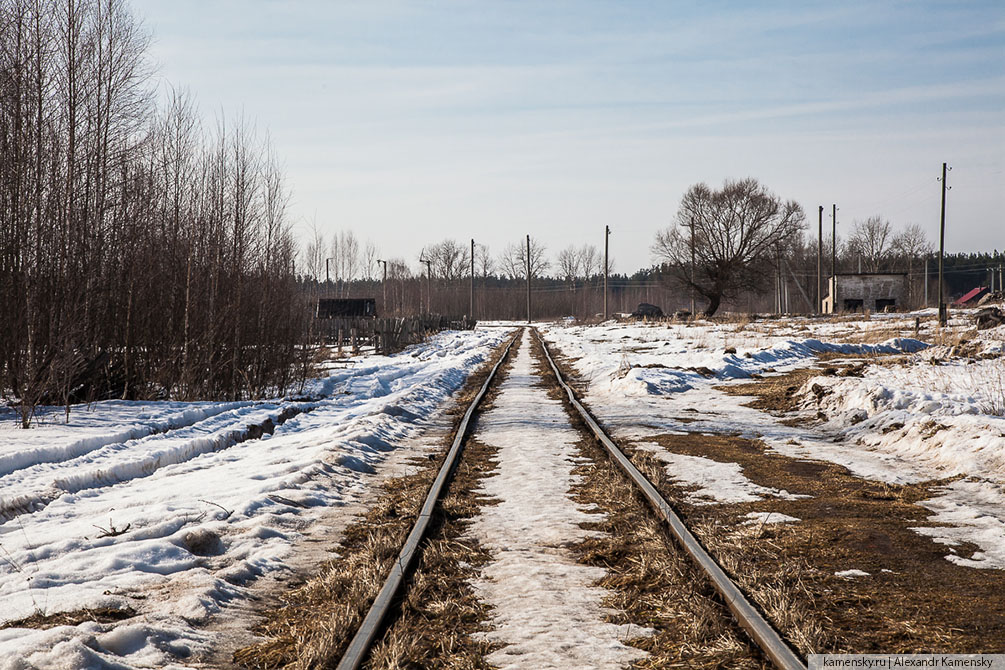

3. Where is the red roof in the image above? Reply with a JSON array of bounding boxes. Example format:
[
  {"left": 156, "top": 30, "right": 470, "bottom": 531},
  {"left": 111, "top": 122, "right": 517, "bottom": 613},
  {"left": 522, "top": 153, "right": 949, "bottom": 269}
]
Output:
[{"left": 954, "top": 286, "right": 988, "bottom": 305}]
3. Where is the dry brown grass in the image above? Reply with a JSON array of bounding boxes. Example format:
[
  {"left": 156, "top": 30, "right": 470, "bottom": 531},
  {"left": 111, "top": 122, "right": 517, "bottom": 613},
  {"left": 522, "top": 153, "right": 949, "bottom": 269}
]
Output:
[
  {"left": 541, "top": 326, "right": 1005, "bottom": 655},
  {"left": 232, "top": 461, "right": 436, "bottom": 669},
  {"left": 569, "top": 452, "right": 770, "bottom": 669},
  {"left": 233, "top": 332, "right": 519, "bottom": 670},
  {"left": 365, "top": 436, "right": 501, "bottom": 670},
  {"left": 633, "top": 430, "right": 1005, "bottom": 654},
  {"left": 624, "top": 443, "right": 827, "bottom": 658},
  {"left": 1, "top": 607, "right": 136, "bottom": 630}
]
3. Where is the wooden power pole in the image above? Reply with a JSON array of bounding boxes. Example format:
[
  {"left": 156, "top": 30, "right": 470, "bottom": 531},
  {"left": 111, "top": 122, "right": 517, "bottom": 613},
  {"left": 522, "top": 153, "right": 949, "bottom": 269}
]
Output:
[
  {"left": 526, "top": 234, "right": 531, "bottom": 323},
  {"left": 938, "top": 162, "right": 949, "bottom": 326},
  {"left": 689, "top": 218, "right": 696, "bottom": 316},
  {"left": 817, "top": 206, "right": 823, "bottom": 313},
  {"left": 420, "top": 256, "right": 432, "bottom": 315},
  {"left": 376, "top": 259, "right": 387, "bottom": 313},
  {"left": 831, "top": 204, "right": 837, "bottom": 313},
  {"left": 604, "top": 225, "right": 610, "bottom": 320}
]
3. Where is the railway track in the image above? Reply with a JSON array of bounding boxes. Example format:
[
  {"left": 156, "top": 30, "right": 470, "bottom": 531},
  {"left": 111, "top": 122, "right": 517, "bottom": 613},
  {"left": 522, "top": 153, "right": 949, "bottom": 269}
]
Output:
[{"left": 329, "top": 326, "right": 806, "bottom": 670}]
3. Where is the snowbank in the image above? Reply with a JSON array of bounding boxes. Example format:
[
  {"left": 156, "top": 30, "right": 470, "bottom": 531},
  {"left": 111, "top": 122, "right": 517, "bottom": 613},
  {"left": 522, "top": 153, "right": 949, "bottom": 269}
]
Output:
[
  {"left": 0, "top": 327, "right": 511, "bottom": 669},
  {"left": 541, "top": 316, "right": 1005, "bottom": 572}
]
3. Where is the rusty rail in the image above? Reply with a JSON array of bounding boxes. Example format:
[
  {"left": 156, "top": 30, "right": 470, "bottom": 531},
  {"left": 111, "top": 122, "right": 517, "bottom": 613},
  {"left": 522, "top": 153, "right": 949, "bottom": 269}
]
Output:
[
  {"left": 334, "top": 330, "right": 518, "bottom": 670},
  {"left": 534, "top": 328, "right": 807, "bottom": 670}
]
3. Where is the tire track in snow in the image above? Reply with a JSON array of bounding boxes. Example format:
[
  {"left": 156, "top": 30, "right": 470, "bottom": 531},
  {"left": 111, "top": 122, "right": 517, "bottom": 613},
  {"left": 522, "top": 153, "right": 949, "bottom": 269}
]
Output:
[{"left": 0, "top": 403, "right": 314, "bottom": 522}]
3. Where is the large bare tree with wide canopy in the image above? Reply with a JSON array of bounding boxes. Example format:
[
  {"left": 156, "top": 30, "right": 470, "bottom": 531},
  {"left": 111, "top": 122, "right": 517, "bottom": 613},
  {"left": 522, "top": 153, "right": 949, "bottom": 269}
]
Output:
[{"left": 652, "top": 178, "right": 805, "bottom": 316}]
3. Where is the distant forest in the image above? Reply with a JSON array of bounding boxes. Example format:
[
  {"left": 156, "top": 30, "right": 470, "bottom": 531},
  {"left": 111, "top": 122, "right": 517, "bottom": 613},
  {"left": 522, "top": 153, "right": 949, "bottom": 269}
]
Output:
[{"left": 302, "top": 220, "right": 1002, "bottom": 321}]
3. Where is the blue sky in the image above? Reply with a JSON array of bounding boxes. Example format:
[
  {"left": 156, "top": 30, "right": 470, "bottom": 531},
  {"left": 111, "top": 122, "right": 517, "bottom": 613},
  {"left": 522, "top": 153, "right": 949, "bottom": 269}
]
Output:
[{"left": 142, "top": 1, "right": 1005, "bottom": 274}]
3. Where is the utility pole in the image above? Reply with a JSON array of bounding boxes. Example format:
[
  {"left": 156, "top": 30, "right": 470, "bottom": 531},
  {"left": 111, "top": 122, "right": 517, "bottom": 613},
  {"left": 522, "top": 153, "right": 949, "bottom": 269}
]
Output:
[
  {"left": 775, "top": 246, "right": 782, "bottom": 314},
  {"left": 325, "top": 258, "right": 331, "bottom": 291},
  {"left": 376, "top": 259, "right": 387, "bottom": 313},
  {"left": 924, "top": 256, "right": 929, "bottom": 307},
  {"left": 938, "top": 162, "right": 949, "bottom": 326},
  {"left": 420, "top": 256, "right": 432, "bottom": 315},
  {"left": 526, "top": 234, "right": 531, "bottom": 323},
  {"left": 817, "top": 206, "right": 823, "bottom": 314},
  {"left": 604, "top": 225, "right": 610, "bottom": 321},
  {"left": 470, "top": 238, "right": 475, "bottom": 319},
  {"left": 689, "top": 218, "right": 696, "bottom": 316},
  {"left": 831, "top": 204, "right": 837, "bottom": 313}
]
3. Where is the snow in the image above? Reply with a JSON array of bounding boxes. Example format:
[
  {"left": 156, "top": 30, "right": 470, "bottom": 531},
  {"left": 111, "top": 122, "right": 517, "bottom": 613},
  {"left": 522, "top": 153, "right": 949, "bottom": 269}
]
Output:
[
  {"left": 742, "top": 512, "right": 801, "bottom": 525},
  {"left": 799, "top": 358, "right": 1005, "bottom": 477},
  {"left": 541, "top": 312, "right": 1005, "bottom": 571},
  {"left": 834, "top": 569, "right": 870, "bottom": 578},
  {"left": 911, "top": 478, "right": 1005, "bottom": 569},
  {"left": 635, "top": 444, "right": 806, "bottom": 505},
  {"left": 467, "top": 331, "right": 651, "bottom": 670},
  {"left": 0, "top": 327, "right": 511, "bottom": 669}
]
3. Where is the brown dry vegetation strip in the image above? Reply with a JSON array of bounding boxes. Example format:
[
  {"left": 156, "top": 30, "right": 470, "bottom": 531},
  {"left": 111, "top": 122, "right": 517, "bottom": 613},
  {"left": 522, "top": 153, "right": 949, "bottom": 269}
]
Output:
[
  {"left": 364, "top": 434, "right": 501, "bottom": 669},
  {"left": 529, "top": 335, "right": 771, "bottom": 669},
  {"left": 634, "top": 364, "right": 1005, "bottom": 654},
  {"left": 233, "top": 331, "right": 518, "bottom": 670},
  {"left": 2, "top": 606, "right": 136, "bottom": 630}
]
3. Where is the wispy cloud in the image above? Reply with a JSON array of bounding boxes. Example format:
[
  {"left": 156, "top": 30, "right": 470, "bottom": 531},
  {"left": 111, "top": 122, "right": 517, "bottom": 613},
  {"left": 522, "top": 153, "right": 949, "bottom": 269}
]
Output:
[{"left": 143, "top": 0, "right": 1005, "bottom": 270}]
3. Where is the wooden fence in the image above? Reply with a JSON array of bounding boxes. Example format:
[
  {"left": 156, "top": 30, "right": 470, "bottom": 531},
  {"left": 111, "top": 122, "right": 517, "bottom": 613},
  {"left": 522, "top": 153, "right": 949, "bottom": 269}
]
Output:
[{"left": 315, "top": 315, "right": 476, "bottom": 355}]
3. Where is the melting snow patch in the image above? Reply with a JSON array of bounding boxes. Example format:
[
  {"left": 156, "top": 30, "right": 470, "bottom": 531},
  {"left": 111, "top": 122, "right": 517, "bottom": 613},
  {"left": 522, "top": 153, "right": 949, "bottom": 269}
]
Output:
[
  {"left": 911, "top": 478, "right": 1005, "bottom": 569},
  {"left": 834, "top": 569, "right": 870, "bottom": 578},
  {"left": 0, "top": 327, "right": 512, "bottom": 668},
  {"left": 742, "top": 512, "right": 800, "bottom": 525},
  {"left": 646, "top": 449, "right": 807, "bottom": 505}
]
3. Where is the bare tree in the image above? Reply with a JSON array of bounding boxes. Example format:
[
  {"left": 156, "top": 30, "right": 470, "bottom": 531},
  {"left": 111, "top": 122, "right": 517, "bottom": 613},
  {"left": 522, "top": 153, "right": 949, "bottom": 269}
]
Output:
[
  {"left": 652, "top": 178, "right": 805, "bottom": 316},
  {"left": 363, "top": 239, "right": 379, "bottom": 281},
  {"left": 892, "top": 223, "right": 933, "bottom": 307},
  {"left": 475, "top": 243, "right": 494, "bottom": 279},
  {"left": 426, "top": 238, "right": 469, "bottom": 281},
  {"left": 557, "top": 246, "right": 581, "bottom": 284},
  {"left": 331, "top": 230, "right": 359, "bottom": 296},
  {"left": 303, "top": 222, "right": 325, "bottom": 283},
  {"left": 892, "top": 223, "right": 932, "bottom": 260},
  {"left": 579, "top": 244, "right": 601, "bottom": 279},
  {"left": 499, "top": 238, "right": 548, "bottom": 280},
  {"left": 847, "top": 215, "right": 893, "bottom": 272}
]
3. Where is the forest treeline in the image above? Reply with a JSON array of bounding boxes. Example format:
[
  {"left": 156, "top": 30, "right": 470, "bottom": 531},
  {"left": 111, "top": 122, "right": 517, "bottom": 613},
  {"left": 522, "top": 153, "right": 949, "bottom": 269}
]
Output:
[
  {"left": 1, "top": 0, "right": 307, "bottom": 426},
  {"left": 306, "top": 210, "right": 999, "bottom": 321}
]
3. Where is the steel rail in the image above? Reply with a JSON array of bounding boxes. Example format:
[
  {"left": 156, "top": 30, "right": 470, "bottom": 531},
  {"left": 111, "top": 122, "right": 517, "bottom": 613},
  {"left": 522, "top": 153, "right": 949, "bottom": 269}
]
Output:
[
  {"left": 534, "top": 328, "right": 807, "bottom": 670},
  {"left": 335, "top": 331, "right": 519, "bottom": 670}
]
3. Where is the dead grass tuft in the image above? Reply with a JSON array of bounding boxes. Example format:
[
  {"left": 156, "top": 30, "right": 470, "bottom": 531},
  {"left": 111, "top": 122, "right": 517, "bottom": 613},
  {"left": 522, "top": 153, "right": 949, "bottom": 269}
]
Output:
[
  {"left": 365, "top": 436, "right": 502, "bottom": 670},
  {"left": 1, "top": 606, "right": 136, "bottom": 630}
]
